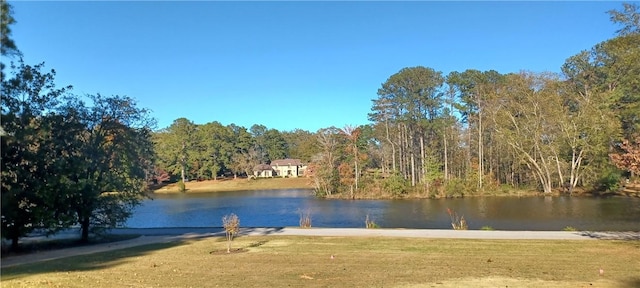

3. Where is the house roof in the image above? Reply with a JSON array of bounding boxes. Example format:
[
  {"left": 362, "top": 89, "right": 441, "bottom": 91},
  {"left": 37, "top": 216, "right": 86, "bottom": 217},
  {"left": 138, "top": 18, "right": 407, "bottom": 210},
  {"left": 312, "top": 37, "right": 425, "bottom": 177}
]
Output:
[
  {"left": 270, "top": 158, "right": 303, "bottom": 166},
  {"left": 253, "top": 164, "right": 273, "bottom": 171}
]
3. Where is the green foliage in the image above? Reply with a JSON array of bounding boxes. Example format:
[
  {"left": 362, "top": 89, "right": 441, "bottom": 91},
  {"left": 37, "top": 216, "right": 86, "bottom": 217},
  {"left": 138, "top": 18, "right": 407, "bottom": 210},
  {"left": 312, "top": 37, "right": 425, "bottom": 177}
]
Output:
[
  {"left": 608, "top": 3, "right": 640, "bottom": 36},
  {"left": 59, "top": 94, "right": 155, "bottom": 242},
  {"left": 382, "top": 173, "right": 409, "bottom": 196},
  {"left": 154, "top": 120, "right": 295, "bottom": 180},
  {"left": 282, "top": 129, "right": 319, "bottom": 163},
  {"left": 0, "top": 0, "right": 19, "bottom": 57},
  {"left": 480, "top": 226, "right": 494, "bottom": 231},
  {"left": 563, "top": 226, "right": 578, "bottom": 232},
  {"left": 595, "top": 169, "right": 622, "bottom": 192},
  {"left": 262, "top": 129, "right": 288, "bottom": 162},
  {"left": 1, "top": 61, "right": 73, "bottom": 250},
  {"left": 1, "top": 60, "right": 154, "bottom": 247},
  {"left": 443, "top": 178, "right": 474, "bottom": 197},
  {"left": 177, "top": 180, "right": 186, "bottom": 193},
  {"left": 155, "top": 118, "right": 197, "bottom": 182}
]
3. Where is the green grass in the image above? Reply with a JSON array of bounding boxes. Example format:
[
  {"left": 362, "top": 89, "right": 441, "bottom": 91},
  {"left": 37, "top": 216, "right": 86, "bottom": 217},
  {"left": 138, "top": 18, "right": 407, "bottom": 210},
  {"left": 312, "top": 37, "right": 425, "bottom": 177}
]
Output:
[{"left": 2, "top": 236, "right": 639, "bottom": 287}]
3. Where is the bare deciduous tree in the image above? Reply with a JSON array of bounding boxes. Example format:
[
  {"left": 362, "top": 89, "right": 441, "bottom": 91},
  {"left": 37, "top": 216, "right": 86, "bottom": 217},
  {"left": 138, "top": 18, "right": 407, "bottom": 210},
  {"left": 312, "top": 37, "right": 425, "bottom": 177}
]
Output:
[{"left": 222, "top": 213, "right": 240, "bottom": 253}]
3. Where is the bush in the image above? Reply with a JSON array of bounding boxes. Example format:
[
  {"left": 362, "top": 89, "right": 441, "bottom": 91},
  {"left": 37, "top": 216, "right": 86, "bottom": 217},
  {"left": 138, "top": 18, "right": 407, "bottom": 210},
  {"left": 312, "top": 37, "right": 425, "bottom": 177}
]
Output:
[
  {"left": 177, "top": 180, "right": 186, "bottom": 193},
  {"left": 446, "top": 208, "right": 468, "bottom": 230},
  {"left": 596, "top": 169, "right": 622, "bottom": 192},
  {"left": 383, "top": 173, "right": 409, "bottom": 196},
  {"left": 299, "top": 209, "right": 312, "bottom": 228},
  {"left": 443, "top": 178, "right": 473, "bottom": 197},
  {"left": 365, "top": 214, "right": 379, "bottom": 229},
  {"left": 480, "top": 226, "right": 494, "bottom": 231}
]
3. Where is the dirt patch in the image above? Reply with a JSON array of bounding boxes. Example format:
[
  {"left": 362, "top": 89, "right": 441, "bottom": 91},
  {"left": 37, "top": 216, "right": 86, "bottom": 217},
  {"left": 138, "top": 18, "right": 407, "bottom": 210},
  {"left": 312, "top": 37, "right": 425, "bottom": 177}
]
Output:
[
  {"left": 208, "top": 248, "right": 248, "bottom": 255},
  {"left": 247, "top": 240, "right": 268, "bottom": 248},
  {"left": 404, "top": 276, "right": 620, "bottom": 288}
]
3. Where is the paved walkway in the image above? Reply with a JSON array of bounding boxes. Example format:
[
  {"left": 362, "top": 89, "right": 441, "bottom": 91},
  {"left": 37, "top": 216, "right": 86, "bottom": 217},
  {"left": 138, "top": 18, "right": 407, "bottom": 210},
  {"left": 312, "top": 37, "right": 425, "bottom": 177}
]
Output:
[{"left": 2, "top": 228, "right": 637, "bottom": 268}]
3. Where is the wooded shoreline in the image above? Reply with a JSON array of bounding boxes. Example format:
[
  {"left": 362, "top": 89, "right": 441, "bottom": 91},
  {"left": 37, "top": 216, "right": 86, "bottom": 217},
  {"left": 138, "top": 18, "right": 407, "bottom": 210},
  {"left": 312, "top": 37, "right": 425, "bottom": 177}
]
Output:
[{"left": 151, "top": 177, "right": 639, "bottom": 198}]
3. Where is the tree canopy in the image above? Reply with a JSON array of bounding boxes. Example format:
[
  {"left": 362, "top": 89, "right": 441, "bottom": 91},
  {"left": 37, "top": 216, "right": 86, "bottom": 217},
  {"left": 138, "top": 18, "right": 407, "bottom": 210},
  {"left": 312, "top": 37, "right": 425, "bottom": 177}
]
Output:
[{"left": 1, "top": 0, "right": 155, "bottom": 248}]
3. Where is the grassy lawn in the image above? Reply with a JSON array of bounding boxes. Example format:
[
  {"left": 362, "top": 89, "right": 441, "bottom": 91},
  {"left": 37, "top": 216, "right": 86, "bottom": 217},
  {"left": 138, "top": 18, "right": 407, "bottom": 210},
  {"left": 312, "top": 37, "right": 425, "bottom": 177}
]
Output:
[
  {"left": 2, "top": 236, "right": 639, "bottom": 287},
  {"left": 153, "top": 177, "right": 313, "bottom": 194}
]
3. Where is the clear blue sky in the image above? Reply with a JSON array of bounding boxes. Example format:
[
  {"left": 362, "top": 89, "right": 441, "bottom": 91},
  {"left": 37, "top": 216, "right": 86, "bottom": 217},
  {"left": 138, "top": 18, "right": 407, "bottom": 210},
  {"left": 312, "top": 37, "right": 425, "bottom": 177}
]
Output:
[{"left": 9, "top": 1, "right": 625, "bottom": 132}]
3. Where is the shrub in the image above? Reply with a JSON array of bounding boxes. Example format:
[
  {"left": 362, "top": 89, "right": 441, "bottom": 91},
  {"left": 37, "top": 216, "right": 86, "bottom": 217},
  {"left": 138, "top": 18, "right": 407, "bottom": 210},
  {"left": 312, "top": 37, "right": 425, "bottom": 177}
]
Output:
[
  {"left": 383, "top": 173, "right": 409, "bottom": 196},
  {"left": 222, "top": 213, "right": 240, "bottom": 253},
  {"left": 365, "top": 214, "right": 379, "bottom": 229},
  {"left": 299, "top": 209, "right": 312, "bottom": 228},
  {"left": 595, "top": 169, "right": 622, "bottom": 192},
  {"left": 446, "top": 208, "right": 468, "bottom": 230},
  {"left": 563, "top": 226, "right": 577, "bottom": 232},
  {"left": 443, "top": 178, "right": 473, "bottom": 197},
  {"left": 177, "top": 180, "right": 186, "bottom": 193},
  {"left": 480, "top": 226, "right": 494, "bottom": 231}
]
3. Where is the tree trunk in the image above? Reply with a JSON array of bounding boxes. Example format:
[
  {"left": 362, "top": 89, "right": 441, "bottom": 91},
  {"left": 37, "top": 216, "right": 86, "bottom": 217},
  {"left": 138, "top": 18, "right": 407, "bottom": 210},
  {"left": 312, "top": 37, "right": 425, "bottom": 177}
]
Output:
[
  {"left": 404, "top": 124, "right": 410, "bottom": 181},
  {"left": 397, "top": 124, "right": 404, "bottom": 178},
  {"left": 385, "top": 120, "right": 396, "bottom": 172},
  {"left": 181, "top": 141, "right": 187, "bottom": 183},
  {"left": 409, "top": 128, "right": 416, "bottom": 187},
  {"left": 81, "top": 215, "right": 90, "bottom": 243},
  {"left": 555, "top": 154, "right": 565, "bottom": 193},
  {"left": 467, "top": 120, "right": 473, "bottom": 182},
  {"left": 443, "top": 130, "right": 448, "bottom": 181},
  {"left": 10, "top": 233, "right": 19, "bottom": 251},
  {"left": 478, "top": 110, "right": 483, "bottom": 190},
  {"left": 420, "top": 134, "right": 425, "bottom": 184},
  {"left": 354, "top": 142, "right": 358, "bottom": 192}
]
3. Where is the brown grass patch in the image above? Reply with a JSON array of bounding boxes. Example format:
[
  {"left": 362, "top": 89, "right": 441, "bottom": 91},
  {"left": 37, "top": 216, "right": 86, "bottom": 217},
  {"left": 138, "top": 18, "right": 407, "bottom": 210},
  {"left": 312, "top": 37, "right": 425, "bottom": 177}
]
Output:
[{"left": 154, "top": 177, "right": 312, "bottom": 194}]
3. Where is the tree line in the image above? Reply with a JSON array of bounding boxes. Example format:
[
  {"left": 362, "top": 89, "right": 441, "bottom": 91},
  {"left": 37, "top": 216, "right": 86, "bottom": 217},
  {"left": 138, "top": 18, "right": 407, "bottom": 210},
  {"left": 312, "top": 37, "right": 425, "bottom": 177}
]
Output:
[
  {"left": 152, "top": 118, "right": 321, "bottom": 183},
  {"left": 152, "top": 4, "right": 639, "bottom": 198},
  {"left": 363, "top": 4, "right": 639, "bottom": 196}
]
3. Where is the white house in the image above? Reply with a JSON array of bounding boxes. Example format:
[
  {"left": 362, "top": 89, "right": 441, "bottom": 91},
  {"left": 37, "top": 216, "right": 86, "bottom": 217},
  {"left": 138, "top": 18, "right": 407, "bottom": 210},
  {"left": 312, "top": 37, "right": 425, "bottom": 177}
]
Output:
[
  {"left": 270, "top": 158, "right": 306, "bottom": 178},
  {"left": 253, "top": 164, "right": 274, "bottom": 178}
]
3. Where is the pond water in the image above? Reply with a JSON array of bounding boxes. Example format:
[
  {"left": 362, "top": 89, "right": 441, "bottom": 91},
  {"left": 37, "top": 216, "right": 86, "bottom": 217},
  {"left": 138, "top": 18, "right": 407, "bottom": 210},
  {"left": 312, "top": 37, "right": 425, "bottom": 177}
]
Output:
[{"left": 125, "top": 189, "right": 640, "bottom": 231}]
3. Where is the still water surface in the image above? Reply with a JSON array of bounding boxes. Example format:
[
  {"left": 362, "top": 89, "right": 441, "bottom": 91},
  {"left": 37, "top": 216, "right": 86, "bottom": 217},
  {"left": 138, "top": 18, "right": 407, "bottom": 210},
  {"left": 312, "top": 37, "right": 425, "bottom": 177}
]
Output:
[{"left": 126, "top": 189, "right": 640, "bottom": 231}]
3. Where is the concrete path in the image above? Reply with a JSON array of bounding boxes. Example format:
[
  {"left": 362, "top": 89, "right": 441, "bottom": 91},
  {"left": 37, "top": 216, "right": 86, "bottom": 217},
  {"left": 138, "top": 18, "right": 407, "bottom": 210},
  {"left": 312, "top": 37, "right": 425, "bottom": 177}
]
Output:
[{"left": 2, "top": 228, "right": 636, "bottom": 268}]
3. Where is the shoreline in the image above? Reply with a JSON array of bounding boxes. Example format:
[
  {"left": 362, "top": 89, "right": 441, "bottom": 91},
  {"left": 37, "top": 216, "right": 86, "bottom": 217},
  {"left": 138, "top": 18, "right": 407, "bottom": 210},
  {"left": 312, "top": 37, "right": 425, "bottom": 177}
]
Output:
[
  {"left": 149, "top": 177, "right": 638, "bottom": 198},
  {"left": 151, "top": 177, "right": 313, "bottom": 194}
]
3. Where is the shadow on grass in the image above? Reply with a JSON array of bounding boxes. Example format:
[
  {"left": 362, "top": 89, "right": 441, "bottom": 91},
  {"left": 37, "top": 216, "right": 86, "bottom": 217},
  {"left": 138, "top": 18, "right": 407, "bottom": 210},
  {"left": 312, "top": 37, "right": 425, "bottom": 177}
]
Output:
[
  {"left": 1, "top": 234, "right": 140, "bottom": 258},
  {"left": 1, "top": 240, "right": 188, "bottom": 281},
  {"left": 124, "top": 227, "right": 285, "bottom": 238},
  {"left": 238, "top": 227, "right": 285, "bottom": 236},
  {"left": 623, "top": 277, "right": 640, "bottom": 288},
  {"left": 1, "top": 227, "right": 286, "bottom": 280},
  {"left": 579, "top": 231, "right": 640, "bottom": 240}
]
